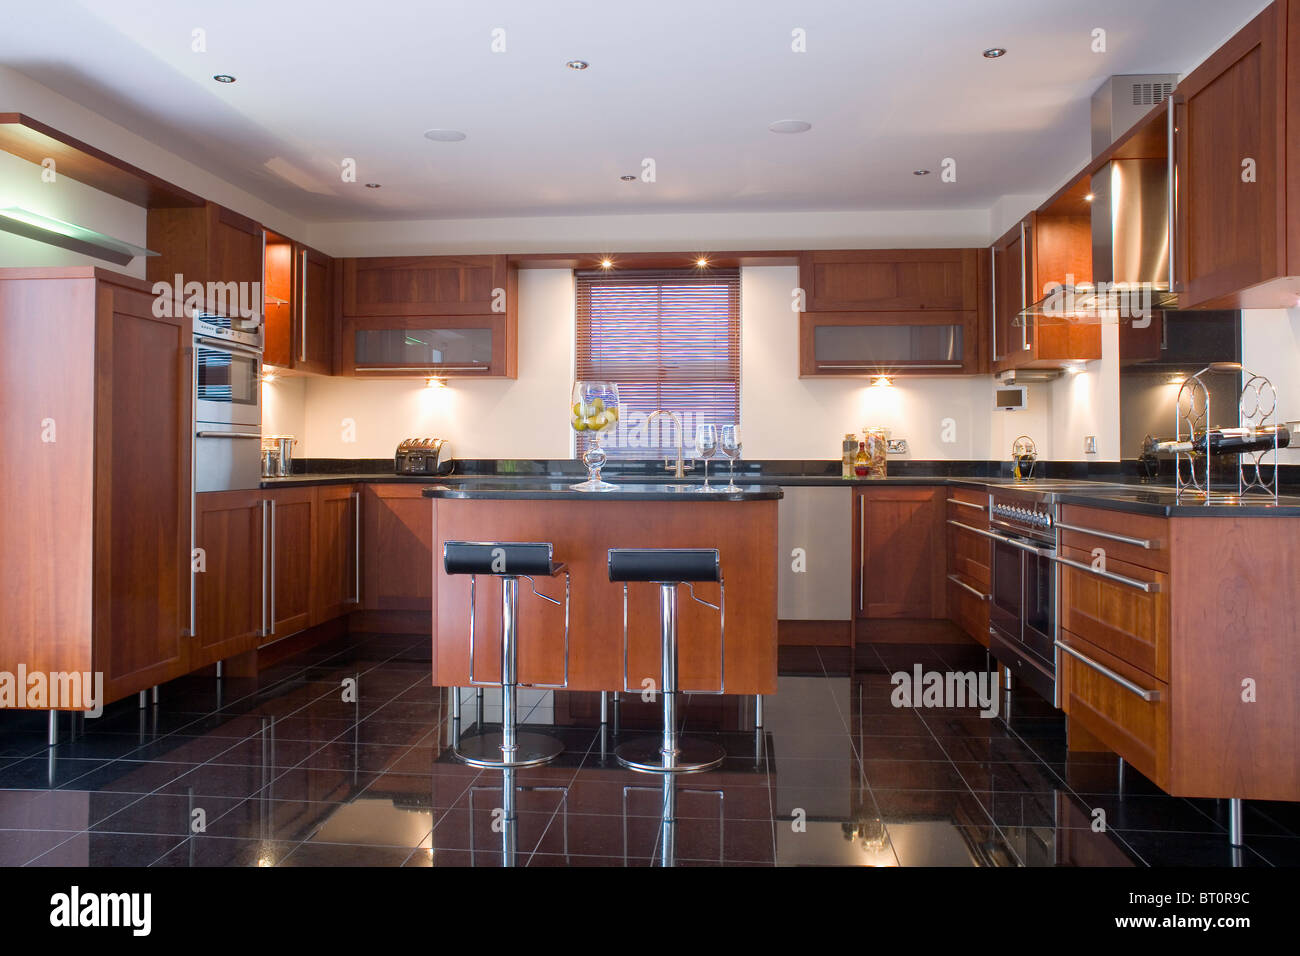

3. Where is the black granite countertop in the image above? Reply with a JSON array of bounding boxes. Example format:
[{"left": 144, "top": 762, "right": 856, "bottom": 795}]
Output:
[{"left": 420, "top": 480, "right": 782, "bottom": 501}]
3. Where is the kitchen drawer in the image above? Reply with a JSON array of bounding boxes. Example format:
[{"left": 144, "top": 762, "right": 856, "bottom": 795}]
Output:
[
  {"left": 1059, "top": 544, "right": 1168, "bottom": 681},
  {"left": 1058, "top": 630, "right": 1169, "bottom": 789},
  {"left": 1057, "top": 505, "right": 1168, "bottom": 572},
  {"left": 947, "top": 519, "right": 991, "bottom": 590},
  {"left": 946, "top": 574, "right": 990, "bottom": 648},
  {"left": 945, "top": 486, "right": 989, "bottom": 516}
]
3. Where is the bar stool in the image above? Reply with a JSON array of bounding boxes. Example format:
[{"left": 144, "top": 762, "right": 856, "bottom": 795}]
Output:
[
  {"left": 608, "top": 548, "right": 725, "bottom": 773},
  {"left": 444, "top": 541, "right": 570, "bottom": 769}
]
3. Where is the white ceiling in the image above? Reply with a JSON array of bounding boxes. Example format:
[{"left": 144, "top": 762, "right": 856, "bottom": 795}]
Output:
[{"left": 0, "top": 0, "right": 1270, "bottom": 223}]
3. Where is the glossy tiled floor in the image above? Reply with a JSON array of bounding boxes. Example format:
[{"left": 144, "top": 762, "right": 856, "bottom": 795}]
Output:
[{"left": 1, "top": 634, "right": 1296, "bottom": 866}]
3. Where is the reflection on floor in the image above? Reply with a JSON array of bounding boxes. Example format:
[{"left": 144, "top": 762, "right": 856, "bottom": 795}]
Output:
[{"left": 0, "top": 634, "right": 1296, "bottom": 866}]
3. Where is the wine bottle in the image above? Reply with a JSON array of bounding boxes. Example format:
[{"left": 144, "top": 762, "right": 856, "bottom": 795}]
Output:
[
  {"left": 1142, "top": 424, "right": 1291, "bottom": 457},
  {"left": 854, "top": 441, "right": 869, "bottom": 477}
]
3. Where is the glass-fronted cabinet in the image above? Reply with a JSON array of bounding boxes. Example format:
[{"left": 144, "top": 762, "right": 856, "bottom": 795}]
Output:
[
  {"left": 799, "top": 311, "right": 982, "bottom": 376},
  {"left": 341, "top": 315, "right": 515, "bottom": 377}
]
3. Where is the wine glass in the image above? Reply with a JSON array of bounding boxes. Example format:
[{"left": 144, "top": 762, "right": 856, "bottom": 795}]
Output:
[
  {"left": 570, "top": 381, "right": 620, "bottom": 491},
  {"left": 695, "top": 423, "right": 718, "bottom": 492},
  {"left": 720, "top": 424, "right": 742, "bottom": 491}
]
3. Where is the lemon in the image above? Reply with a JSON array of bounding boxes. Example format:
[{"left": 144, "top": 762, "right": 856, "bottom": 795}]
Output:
[
  {"left": 572, "top": 416, "right": 587, "bottom": 431},
  {"left": 584, "top": 415, "right": 605, "bottom": 430}
]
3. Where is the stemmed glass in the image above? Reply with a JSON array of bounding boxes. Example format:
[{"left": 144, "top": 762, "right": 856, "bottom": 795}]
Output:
[
  {"left": 695, "top": 424, "right": 718, "bottom": 492},
  {"left": 570, "top": 381, "right": 620, "bottom": 491},
  {"left": 720, "top": 424, "right": 742, "bottom": 491}
]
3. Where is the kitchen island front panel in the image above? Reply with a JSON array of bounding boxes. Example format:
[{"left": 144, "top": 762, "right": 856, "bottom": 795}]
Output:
[{"left": 428, "top": 495, "right": 778, "bottom": 694}]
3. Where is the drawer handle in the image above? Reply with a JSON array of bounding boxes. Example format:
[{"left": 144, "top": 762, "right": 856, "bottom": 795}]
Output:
[
  {"left": 1055, "top": 521, "right": 1160, "bottom": 550},
  {"left": 1053, "top": 554, "right": 1160, "bottom": 593},
  {"left": 946, "top": 573, "right": 989, "bottom": 601},
  {"left": 946, "top": 497, "right": 986, "bottom": 512},
  {"left": 946, "top": 519, "right": 1041, "bottom": 554},
  {"left": 1056, "top": 641, "right": 1161, "bottom": 702}
]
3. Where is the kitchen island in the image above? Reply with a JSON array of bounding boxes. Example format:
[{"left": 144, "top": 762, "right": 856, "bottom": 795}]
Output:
[{"left": 423, "top": 482, "right": 781, "bottom": 694}]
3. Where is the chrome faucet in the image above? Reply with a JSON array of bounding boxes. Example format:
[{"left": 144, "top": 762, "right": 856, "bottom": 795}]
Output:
[{"left": 648, "top": 409, "right": 688, "bottom": 478}]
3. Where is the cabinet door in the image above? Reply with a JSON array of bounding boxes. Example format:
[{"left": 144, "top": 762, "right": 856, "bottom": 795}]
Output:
[
  {"left": 799, "top": 250, "right": 979, "bottom": 311},
  {"left": 312, "top": 484, "right": 360, "bottom": 624},
  {"left": 269, "top": 486, "right": 314, "bottom": 637},
  {"left": 991, "top": 220, "right": 1027, "bottom": 369},
  {"left": 342, "top": 255, "right": 508, "bottom": 316},
  {"left": 857, "top": 487, "right": 944, "bottom": 619},
  {"left": 776, "top": 486, "right": 852, "bottom": 620},
  {"left": 800, "top": 311, "right": 979, "bottom": 375},
  {"left": 206, "top": 203, "right": 264, "bottom": 317},
  {"left": 1174, "top": 3, "right": 1282, "bottom": 308},
  {"left": 262, "top": 237, "right": 294, "bottom": 368},
  {"left": 342, "top": 314, "right": 510, "bottom": 377},
  {"left": 362, "top": 485, "right": 433, "bottom": 610},
  {"left": 194, "top": 490, "right": 265, "bottom": 666},
  {"left": 293, "top": 244, "right": 334, "bottom": 374}
]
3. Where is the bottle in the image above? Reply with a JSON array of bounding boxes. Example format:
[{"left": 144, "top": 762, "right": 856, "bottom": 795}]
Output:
[
  {"left": 854, "top": 441, "right": 869, "bottom": 477},
  {"left": 1142, "top": 424, "right": 1291, "bottom": 457},
  {"left": 842, "top": 434, "right": 857, "bottom": 479}
]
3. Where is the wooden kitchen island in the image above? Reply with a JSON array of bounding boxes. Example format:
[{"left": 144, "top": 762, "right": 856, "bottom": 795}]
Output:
[{"left": 423, "top": 482, "right": 781, "bottom": 694}]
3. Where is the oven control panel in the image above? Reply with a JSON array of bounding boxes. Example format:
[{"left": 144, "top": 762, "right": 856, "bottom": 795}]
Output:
[{"left": 990, "top": 501, "right": 1053, "bottom": 531}]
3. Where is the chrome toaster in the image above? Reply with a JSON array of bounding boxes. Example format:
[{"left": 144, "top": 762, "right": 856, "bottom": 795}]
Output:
[{"left": 395, "top": 438, "right": 454, "bottom": 476}]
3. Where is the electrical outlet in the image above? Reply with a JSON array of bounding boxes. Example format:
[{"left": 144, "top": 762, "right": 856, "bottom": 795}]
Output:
[
  {"left": 1084, "top": 435, "right": 1098, "bottom": 454},
  {"left": 887, "top": 439, "right": 908, "bottom": 455}
]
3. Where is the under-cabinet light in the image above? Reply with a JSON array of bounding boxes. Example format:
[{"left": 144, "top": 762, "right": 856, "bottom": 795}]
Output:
[{"left": 0, "top": 206, "right": 157, "bottom": 266}]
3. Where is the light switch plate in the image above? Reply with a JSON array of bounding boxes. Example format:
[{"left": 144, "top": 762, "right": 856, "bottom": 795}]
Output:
[{"left": 1084, "top": 435, "right": 1098, "bottom": 454}]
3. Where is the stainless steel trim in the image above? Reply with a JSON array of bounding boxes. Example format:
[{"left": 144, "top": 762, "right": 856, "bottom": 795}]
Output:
[
  {"left": 1167, "top": 98, "right": 1177, "bottom": 292},
  {"left": 299, "top": 248, "right": 308, "bottom": 363},
  {"left": 195, "top": 430, "right": 262, "bottom": 439},
  {"left": 946, "top": 497, "right": 986, "bottom": 512},
  {"left": 269, "top": 498, "right": 277, "bottom": 633},
  {"left": 351, "top": 491, "right": 361, "bottom": 604},
  {"left": 354, "top": 365, "right": 490, "bottom": 372},
  {"left": 815, "top": 363, "right": 964, "bottom": 370},
  {"left": 195, "top": 335, "right": 263, "bottom": 358},
  {"left": 947, "top": 573, "right": 989, "bottom": 601},
  {"left": 1056, "top": 641, "right": 1161, "bottom": 701},
  {"left": 260, "top": 499, "right": 269, "bottom": 637},
  {"left": 858, "top": 495, "right": 865, "bottom": 611},
  {"left": 1053, "top": 554, "right": 1160, "bottom": 592},
  {"left": 990, "top": 243, "right": 998, "bottom": 361},
  {"left": 1019, "top": 220, "right": 1029, "bottom": 350},
  {"left": 190, "top": 342, "right": 197, "bottom": 639},
  {"left": 1055, "top": 521, "right": 1160, "bottom": 550}
]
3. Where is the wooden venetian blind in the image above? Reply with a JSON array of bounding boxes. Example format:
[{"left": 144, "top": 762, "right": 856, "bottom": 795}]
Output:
[{"left": 574, "top": 269, "right": 741, "bottom": 457}]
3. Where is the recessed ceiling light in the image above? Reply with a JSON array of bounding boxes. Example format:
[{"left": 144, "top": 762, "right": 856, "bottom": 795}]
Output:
[
  {"left": 364, "top": 183, "right": 381, "bottom": 189},
  {"left": 566, "top": 59, "right": 589, "bottom": 70},
  {"left": 213, "top": 74, "right": 236, "bottom": 83},
  {"left": 768, "top": 119, "right": 812, "bottom": 134},
  {"left": 982, "top": 47, "right": 1007, "bottom": 58},
  {"left": 696, "top": 257, "right": 709, "bottom": 268},
  {"left": 913, "top": 169, "right": 931, "bottom": 176},
  {"left": 620, "top": 174, "right": 637, "bottom": 181},
  {"left": 423, "top": 129, "right": 466, "bottom": 142},
  {"left": 600, "top": 259, "right": 613, "bottom": 269}
]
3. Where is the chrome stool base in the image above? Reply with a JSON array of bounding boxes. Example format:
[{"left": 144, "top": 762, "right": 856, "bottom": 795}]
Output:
[
  {"left": 615, "top": 737, "right": 725, "bottom": 774},
  {"left": 455, "top": 731, "right": 564, "bottom": 770}
]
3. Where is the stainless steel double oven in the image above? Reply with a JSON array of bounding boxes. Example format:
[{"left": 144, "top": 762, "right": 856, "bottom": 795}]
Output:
[{"left": 193, "top": 312, "right": 263, "bottom": 492}]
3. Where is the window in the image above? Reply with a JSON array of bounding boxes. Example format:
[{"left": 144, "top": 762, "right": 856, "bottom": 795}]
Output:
[{"left": 574, "top": 269, "right": 741, "bottom": 457}]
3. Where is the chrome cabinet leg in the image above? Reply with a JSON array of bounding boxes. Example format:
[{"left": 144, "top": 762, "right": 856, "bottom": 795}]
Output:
[
  {"left": 215, "top": 660, "right": 223, "bottom": 679},
  {"left": 451, "top": 687, "right": 461, "bottom": 722},
  {"left": 138, "top": 690, "right": 147, "bottom": 710},
  {"left": 755, "top": 694, "right": 763, "bottom": 729},
  {"left": 151, "top": 685, "right": 160, "bottom": 705},
  {"left": 1228, "top": 798, "right": 1244, "bottom": 847},
  {"left": 600, "top": 691, "right": 608, "bottom": 724},
  {"left": 47, "top": 711, "right": 57, "bottom": 747}
]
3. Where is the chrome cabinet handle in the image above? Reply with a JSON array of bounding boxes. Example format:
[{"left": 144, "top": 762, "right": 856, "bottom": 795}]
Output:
[
  {"left": 1167, "top": 98, "right": 1177, "bottom": 292},
  {"left": 1055, "top": 521, "right": 1160, "bottom": 550},
  {"left": 351, "top": 490, "right": 361, "bottom": 605},
  {"left": 269, "top": 497, "right": 277, "bottom": 633},
  {"left": 1054, "top": 554, "right": 1160, "bottom": 593},
  {"left": 354, "top": 365, "right": 490, "bottom": 372},
  {"left": 947, "top": 573, "right": 989, "bottom": 601},
  {"left": 815, "top": 363, "right": 964, "bottom": 370},
  {"left": 196, "top": 430, "right": 262, "bottom": 439},
  {"left": 859, "top": 494, "right": 865, "bottom": 611},
  {"left": 946, "top": 518, "right": 1037, "bottom": 552},
  {"left": 1019, "top": 219, "right": 1029, "bottom": 350},
  {"left": 299, "top": 248, "right": 308, "bottom": 363},
  {"left": 1056, "top": 641, "right": 1161, "bottom": 702},
  {"left": 946, "top": 497, "right": 986, "bottom": 512},
  {"left": 990, "top": 243, "right": 998, "bottom": 362},
  {"left": 260, "top": 499, "right": 269, "bottom": 637}
]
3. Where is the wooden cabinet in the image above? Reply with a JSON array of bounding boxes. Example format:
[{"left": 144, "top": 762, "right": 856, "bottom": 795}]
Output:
[
  {"left": 799, "top": 311, "right": 983, "bottom": 376},
  {"left": 798, "top": 249, "right": 988, "bottom": 377},
  {"left": 312, "top": 484, "right": 360, "bottom": 624},
  {"left": 193, "top": 490, "right": 265, "bottom": 667},
  {"left": 342, "top": 255, "right": 511, "bottom": 316},
  {"left": 944, "top": 487, "right": 991, "bottom": 647},
  {"left": 991, "top": 213, "right": 1100, "bottom": 371},
  {"left": 362, "top": 484, "right": 433, "bottom": 610},
  {"left": 1171, "top": 0, "right": 1290, "bottom": 308},
  {"left": 799, "top": 249, "right": 981, "bottom": 312},
  {"left": 0, "top": 267, "right": 192, "bottom": 708},
  {"left": 264, "top": 234, "right": 334, "bottom": 374},
  {"left": 146, "top": 201, "right": 264, "bottom": 318},
  {"left": 269, "top": 486, "right": 314, "bottom": 637},
  {"left": 341, "top": 313, "right": 515, "bottom": 378},
  {"left": 854, "top": 486, "right": 945, "bottom": 619}
]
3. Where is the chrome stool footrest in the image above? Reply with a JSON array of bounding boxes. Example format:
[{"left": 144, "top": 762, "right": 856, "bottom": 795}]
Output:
[
  {"left": 614, "top": 737, "right": 725, "bottom": 774},
  {"left": 455, "top": 731, "right": 564, "bottom": 770}
]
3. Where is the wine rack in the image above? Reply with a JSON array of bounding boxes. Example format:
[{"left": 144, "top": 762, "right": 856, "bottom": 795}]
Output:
[{"left": 1174, "top": 363, "right": 1279, "bottom": 503}]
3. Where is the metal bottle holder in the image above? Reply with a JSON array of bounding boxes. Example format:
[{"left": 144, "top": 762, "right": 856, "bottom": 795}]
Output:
[
  {"left": 1174, "top": 364, "right": 1280, "bottom": 504},
  {"left": 1011, "top": 435, "right": 1038, "bottom": 481}
]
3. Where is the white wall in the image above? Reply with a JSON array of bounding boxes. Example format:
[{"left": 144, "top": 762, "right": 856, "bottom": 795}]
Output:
[{"left": 1241, "top": 308, "right": 1300, "bottom": 464}]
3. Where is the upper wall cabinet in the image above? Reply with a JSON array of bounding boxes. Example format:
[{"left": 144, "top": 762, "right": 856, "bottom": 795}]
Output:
[
  {"left": 799, "top": 249, "right": 981, "bottom": 312},
  {"left": 342, "top": 255, "right": 511, "bottom": 316},
  {"left": 991, "top": 212, "right": 1100, "bottom": 371},
  {"left": 264, "top": 233, "right": 334, "bottom": 374},
  {"left": 147, "top": 201, "right": 264, "bottom": 317},
  {"left": 1171, "top": 0, "right": 1291, "bottom": 309}
]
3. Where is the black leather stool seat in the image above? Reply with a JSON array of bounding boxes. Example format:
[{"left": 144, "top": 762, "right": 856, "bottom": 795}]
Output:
[
  {"left": 443, "top": 541, "right": 557, "bottom": 576},
  {"left": 608, "top": 548, "right": 721, "bottom": 583}
]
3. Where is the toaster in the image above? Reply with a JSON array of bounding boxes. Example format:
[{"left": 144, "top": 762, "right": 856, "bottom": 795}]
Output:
[{"left": 395, "top": 438, "right": 454, "bottom": 476}]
